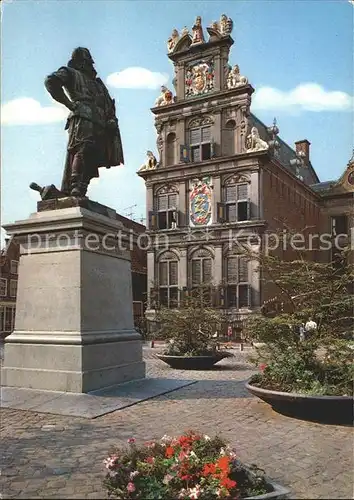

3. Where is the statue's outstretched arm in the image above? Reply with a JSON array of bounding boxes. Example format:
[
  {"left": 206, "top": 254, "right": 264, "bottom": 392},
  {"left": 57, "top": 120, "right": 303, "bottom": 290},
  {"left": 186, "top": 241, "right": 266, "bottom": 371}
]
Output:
[{"left": 45, "top": 71, "right": 75, "bottom": 112}]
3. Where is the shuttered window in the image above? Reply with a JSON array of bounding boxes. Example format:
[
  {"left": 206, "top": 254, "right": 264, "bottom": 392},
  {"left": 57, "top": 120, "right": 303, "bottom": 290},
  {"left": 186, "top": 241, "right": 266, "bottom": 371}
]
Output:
[
  {"left": 191, "top": 256, "right": 212, "bottom": 285},
  {"left": 155, "top": 192, "right": 178, "bottom": 229},
  {"left": 158, "top": 257, "right": 179, "bottom": 308},
  {"left": 225, "top": 256, "right": 250, "bottom": 309},
  {"left": 189, "top": 126, "right": 212, "bottom": 161},
  {"left": 224, "top": 183, "right": 250, "bottom": 222}
]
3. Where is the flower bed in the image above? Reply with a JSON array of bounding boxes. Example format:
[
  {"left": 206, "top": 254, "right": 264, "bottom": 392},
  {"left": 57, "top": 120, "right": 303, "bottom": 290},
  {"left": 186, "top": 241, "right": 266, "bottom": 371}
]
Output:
[{"left": 103, "top": 431, "right": 286, "bottom": 499}]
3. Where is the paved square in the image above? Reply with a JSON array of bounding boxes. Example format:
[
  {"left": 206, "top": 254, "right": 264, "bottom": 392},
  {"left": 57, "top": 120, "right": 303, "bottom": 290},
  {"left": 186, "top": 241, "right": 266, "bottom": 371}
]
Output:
[{"left": 1, "top": 349, "right": 353, "bottom": 499}]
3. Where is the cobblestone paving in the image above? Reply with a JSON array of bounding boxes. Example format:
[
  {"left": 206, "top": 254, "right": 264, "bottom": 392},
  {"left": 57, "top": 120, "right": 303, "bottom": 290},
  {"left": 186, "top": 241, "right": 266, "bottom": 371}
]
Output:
[{"left": 1, "top": 349, "right": 353, "bottom": 499}]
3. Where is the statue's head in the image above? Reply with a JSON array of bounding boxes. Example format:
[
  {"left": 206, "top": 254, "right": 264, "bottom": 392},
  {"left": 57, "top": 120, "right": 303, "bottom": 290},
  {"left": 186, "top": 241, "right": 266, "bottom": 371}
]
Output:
[
  {"left": 68, "top": 47, "right": 95, "bottom": 70},
  {"left": 172, "top": 28, "right": 179, "bottom": 37},
  {"left": 147, "top": 150, "right": 154, "bottom": 158},
  {"left": 251, "top": 127, "right": 259, "bottom": 137},
  {"left": 234, "top": 64, "right": 240, "bottom": 73}
]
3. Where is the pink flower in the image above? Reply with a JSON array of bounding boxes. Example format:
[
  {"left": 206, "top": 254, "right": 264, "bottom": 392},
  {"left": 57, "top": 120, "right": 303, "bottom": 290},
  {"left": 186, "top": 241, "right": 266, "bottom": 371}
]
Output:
[
  {"left": 127, "top": 437, "right": 136, "bottom": 444},
  {"left": 259, "top": 363, "right": 267, "bottom": 372},
  {"left": 127, "top": 482, "right": 136, "bottom": 493},
  {"left": 188, "top": 487, "right": 201, "bottom": 499},
  {"left": 146, "top": 456, "right": 155, "bottom": 464},
  {"left": 163, "top": 473, "right": 173, "bottom": 485}
]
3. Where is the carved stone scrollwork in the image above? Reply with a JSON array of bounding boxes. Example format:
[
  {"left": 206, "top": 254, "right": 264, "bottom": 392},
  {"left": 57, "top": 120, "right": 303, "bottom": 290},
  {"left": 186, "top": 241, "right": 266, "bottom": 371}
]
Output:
[
  {"left": 188, "top": 115, "right": 213, "bottom": 128},
  {"left": 224, "top": 173, "right": 251, "bottom": 185},
  {"left": 246, "top": 127, "right": 269, "bottom": 153},
  {"left": 155, "top": 184, "right": 178, "bottom": 195}
]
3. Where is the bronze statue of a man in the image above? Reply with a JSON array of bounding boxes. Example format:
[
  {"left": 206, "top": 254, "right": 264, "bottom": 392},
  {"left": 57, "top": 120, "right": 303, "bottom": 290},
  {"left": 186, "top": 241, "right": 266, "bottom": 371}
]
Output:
[{"left": 45, "top": 47, "right": 124, "bottom": 197}]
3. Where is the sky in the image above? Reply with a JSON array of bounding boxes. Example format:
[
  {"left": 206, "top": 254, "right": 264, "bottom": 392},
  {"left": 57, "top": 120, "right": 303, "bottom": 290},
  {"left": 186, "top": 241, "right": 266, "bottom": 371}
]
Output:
[{"left": 1, "top": 0, "right": 353, "bottom": 244}]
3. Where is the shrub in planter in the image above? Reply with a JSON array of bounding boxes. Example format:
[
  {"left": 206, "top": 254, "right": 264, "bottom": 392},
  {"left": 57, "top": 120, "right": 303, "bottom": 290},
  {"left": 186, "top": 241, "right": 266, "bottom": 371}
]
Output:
[
  {"left": 103, "top": 431, "right": 276, "bottom": 499},
  {"left": 155, "top": 288, "right": 230, "bottom": 358},
  {"left": 243, "top": 235, "right": 354, "bottom": 399}
]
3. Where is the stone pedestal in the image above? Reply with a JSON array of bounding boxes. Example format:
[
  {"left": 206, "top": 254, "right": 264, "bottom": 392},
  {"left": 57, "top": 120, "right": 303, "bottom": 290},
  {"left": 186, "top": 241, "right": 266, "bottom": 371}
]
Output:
[{"left": 2, "top": 200, "right": 145, "bottom": 393}]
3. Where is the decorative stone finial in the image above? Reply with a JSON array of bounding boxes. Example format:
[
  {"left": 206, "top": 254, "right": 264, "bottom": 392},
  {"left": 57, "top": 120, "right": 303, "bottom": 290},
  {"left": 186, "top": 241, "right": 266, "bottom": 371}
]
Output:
[
  {"left": 246, "top": 127, "right": 269, "bottom": 153},
  {"left": 139, "top": 151, "right": 158, "bottom": 172},
  {"left": 181, "top": 26, "right": 190, "bottom": 37},
  {"left": 348, "top": 148, "right": 354, "bottom": 166},
  {"left": 167, "top": 29, "right": 180, "bottom": 53},
  {"left": 226, "top": 64, "right": 248, "bottom": 89},
  {"left": 267, "top": 118, "right": 280, "bottom": 153},
  {"left": 154, "top": 85, "right": 174, "bottom": 107},
  {"left": 191, "top": 16, "right": 205, "bottom": 44}
]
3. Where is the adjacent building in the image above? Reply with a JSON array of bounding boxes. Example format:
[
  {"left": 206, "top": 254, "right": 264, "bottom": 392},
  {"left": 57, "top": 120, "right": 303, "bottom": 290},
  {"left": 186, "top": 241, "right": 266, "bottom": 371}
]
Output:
[
  {"left": 0, "top": 237, "right": 19, "bottom": 338},
  {"left": 137, "top": 15, "right": 353, "bottom": 332}
]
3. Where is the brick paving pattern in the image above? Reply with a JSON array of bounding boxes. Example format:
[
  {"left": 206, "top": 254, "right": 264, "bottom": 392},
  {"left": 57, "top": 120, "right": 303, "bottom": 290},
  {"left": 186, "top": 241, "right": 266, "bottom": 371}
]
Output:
[{"left": 1, "top": 348, "right": 353, "bottom": 499}]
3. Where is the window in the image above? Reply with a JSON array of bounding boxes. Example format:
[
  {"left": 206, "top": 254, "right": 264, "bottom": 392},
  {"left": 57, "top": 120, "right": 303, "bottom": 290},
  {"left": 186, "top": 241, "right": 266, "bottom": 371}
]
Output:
[
  {"left": 189, "top": 126, "right": 213, "bottom": 162},
  {"left": 10, "top": 279, "right": 18, "bottom": 298},
  {"left": 0, "top": 278, "right": 7, "bottom": 297},
  {"left": 155, "top": 191, "right": 178, "bottom": 230},
  {"left": 219, "top": 183, "right": 250, "bottom": 223},
  {"left": 191, "top": 250, "right": 213, "bottom": 287},
  {"left": 159, "top": 253, "right": 178, "bottom": 308},
  {"left": 225, "top": 256, "right": 251, "bottom": 309},
  {"left": 4, "top": 306, "right": 15, "bottom": 332},
  {"left": 332, "top": 215, "right": 348, "bottom": 236},
  {"left": 166, "top": 132, "right": 176, "bottom": 166},
  {"left": 10, "top": 260, "right": 19, "bottom": 275}
]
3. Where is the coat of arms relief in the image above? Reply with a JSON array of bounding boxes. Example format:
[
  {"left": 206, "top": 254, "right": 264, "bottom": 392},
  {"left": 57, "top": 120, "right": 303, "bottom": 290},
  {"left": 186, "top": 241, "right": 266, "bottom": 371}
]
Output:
[{"left": 185, "top": 60, "right": 215, "bottom": 98}]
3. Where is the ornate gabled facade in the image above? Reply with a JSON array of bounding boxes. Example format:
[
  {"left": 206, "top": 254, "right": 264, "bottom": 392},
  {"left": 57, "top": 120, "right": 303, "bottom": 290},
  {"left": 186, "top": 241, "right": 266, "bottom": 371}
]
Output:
[{"left": 137, "top": 14, "right": 353, "bottom": 329}]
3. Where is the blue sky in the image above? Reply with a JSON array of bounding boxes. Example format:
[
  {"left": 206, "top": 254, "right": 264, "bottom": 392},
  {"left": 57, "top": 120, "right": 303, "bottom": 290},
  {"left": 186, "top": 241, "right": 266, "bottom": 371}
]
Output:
[{"left": 1, "top": 0, "right": 353, "bottom": 243}]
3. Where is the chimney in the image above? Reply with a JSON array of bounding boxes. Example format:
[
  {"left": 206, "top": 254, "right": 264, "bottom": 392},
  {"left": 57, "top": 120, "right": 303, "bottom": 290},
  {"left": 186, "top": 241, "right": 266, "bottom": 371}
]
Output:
[{"left": 295, "top": 139, "right": 311, "bottom": 165}]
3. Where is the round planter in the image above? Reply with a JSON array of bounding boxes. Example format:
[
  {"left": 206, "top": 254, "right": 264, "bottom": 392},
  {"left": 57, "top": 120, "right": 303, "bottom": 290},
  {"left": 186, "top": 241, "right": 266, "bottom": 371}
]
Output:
[
  {"left": 246, "top": 379, "right": 353, "bottom": 425},
  {"left": 157, "top": 352, "right": 229, "bottom": 370}
]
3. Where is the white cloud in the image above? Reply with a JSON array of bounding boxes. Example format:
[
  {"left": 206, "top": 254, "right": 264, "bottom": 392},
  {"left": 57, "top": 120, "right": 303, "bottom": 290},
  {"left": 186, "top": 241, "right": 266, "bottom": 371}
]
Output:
[
  {"left": 107, "top": 67, "right": 168, "bottom": 90},
  {"left": 1, "top": 97, "right": 67, "bottom": 125},
  {"left": 252, "top": 83, "right": 353, "bottom": 113}
]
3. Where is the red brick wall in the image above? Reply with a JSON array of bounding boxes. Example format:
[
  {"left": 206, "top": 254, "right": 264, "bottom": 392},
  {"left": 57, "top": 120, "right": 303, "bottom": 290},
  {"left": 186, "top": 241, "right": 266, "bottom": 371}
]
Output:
[{"left": 261, "top": 162, "right": 322, "bottom": 303}]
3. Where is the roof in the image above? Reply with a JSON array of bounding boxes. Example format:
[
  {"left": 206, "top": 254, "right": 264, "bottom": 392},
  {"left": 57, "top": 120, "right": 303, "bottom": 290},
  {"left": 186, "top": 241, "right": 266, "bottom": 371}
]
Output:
[
  {"left": 250, "top": 114, "right": 320, "bottom": 185},
  {"left": 310, "top": 181, "right": 335, "bottom": 193},
  {"left": 115, "top": 213, "right": 146, "bottom": 233}
]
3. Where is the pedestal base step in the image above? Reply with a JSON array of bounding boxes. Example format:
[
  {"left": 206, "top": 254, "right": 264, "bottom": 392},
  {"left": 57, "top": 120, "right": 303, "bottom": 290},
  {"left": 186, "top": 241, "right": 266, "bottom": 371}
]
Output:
[{"left": 1, "top": 378, "right": 196, "bottom": 418}]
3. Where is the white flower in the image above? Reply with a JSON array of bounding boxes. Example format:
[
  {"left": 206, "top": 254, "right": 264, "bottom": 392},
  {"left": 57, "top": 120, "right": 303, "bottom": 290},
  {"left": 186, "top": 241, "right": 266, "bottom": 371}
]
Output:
[
  {"left": 204, "top": 435, "right": 211, "bottom": 441},
  {"left": 189, "top": 450, "right": 198, "bottom": 459},
  {"left": 129, "top": 470, "right": 139, "bottom": 479},
  {"left": 161, "top": 434, "right": 172, "bottom": 443},
  {"left": 188, "top": 486, "right": 202, "bottom": 499},
  {"left": 103, "top": 455, "right": 118, "bottom": 470},
  {"left": 219, "top": 447, "right": 226, "bottom": 456}
]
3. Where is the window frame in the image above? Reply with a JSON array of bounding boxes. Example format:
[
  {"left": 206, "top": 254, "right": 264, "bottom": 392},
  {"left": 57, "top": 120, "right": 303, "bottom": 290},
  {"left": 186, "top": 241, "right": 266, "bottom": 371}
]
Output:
[
  {"left": 223, "top": 182, "right": 250, "bottom": 223},
  {"left": 10, "top": 260, "right": 19, "bottom": 275},
  {"left": 0, "top": 278, "right": 7, "bottom": 297},
  {"left": 189, "top": 125, "right": 213, "bottom": 163},
  {"left": 9, "top": 279, "right": 18, "bottom": 298},
  {"left": 225, "top": 255, "right": 251, "bottom": 309},
  {"left": 156, "top": 191, "right": 178, "bottom": 230},
  {"left": 158, "top": 257, "right": 179, "bottom": 308}
]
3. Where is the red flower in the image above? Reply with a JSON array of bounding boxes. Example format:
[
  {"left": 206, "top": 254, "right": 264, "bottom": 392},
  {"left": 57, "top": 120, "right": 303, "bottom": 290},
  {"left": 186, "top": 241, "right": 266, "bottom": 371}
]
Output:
[
  {"left": 165, "top": 446, "right": 175, "bottom": 458},
  {"left": 259, "top": 363, "right": 267, "bottom": 372},
  {"left": 146, "top": 456, "right": 155, "bottom": 464},
  {"left": 221, "top": 477, "right": 237, "bottom": 489},
  {"left": 217, "top": 456, "right": 230, "bottom": 472},
  {"left": 202, "top": 463, "right": 216, "bottom": 476}
]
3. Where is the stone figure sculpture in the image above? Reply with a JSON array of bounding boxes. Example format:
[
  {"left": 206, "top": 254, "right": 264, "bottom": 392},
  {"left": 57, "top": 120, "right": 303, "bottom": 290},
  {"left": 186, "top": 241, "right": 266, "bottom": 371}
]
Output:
[
  {"left": 154, "top": 85, "right": 174, "bottom": 107},
  {"left": 209, "top": 14, "right": 233, "bottom": 36},
  {"left": 44, "top": 47, "right": 124, "bottom": 197},
  {"left": 139, "top": 151, "right": 158, "bottom": 171},
  {"left": 246, "top": 127, "right": 269, "bottom": 153},
  {"left": 167, "top": 29, "right": 180, "bottom": 53},
  {"left": 226, "top": 65, "right": 248, "bottom": 89}
]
